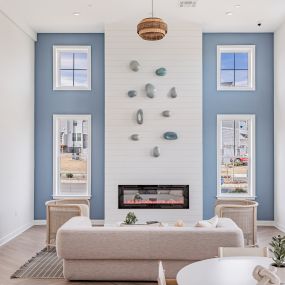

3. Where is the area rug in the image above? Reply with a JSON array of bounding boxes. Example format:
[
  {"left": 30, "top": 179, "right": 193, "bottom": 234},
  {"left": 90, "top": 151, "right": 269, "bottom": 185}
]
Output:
[{"left": 11, "top": 247, "right": 63, "bottom": 279}]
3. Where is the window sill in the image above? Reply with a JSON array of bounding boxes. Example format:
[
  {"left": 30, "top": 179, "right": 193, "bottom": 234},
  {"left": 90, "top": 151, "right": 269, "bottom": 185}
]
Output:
[
  {"left": 216, "top": 195, "right": 256, "bottom": 200},
  {"left": 53, "top": 195, "right": 91, "bottom": 200},
  {"left": 217, "top": 86, "right": 255, "bottom": 91}
]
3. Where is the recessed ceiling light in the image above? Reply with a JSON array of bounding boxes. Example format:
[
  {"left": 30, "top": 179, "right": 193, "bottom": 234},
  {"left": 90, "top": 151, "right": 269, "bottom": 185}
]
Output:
[
  {"left": 235, "top": 4, "right": 241, "bottom": 8},
  {"left": 226, "top": 11, "right": 233, "bottom": 16},
  {"left": 73, "top": 12, "right": 80, "bottom": 16}
]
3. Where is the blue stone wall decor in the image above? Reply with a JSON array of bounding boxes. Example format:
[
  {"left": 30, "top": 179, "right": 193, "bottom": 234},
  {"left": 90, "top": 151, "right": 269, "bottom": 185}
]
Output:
[
  {"left": 128, "top": 90, "right": 137, "bottom": 98},
  {"left": 136, "top": 109, "right": 143, "bottom": 125},
  {"left": 155, "top": 67, "right": 167, "bottom": 76},
  {"left": 162, "top": 110, "right": 171, "bottom": 117},
  {"left": 131, "top": 134, "right": 139, "bottom": 141},
  {"left": 145, "top": 83, "right": 156, "bottom": 98},
  {"left": 153, "top": 146, "right": 160, "bottom": 157},
  {"left": 129, "top": 60, "right": 140, "bottom": 72},
  {"left": 170, "top": 87, "right": 178, "bottom": 98},
  {"left": 163, "top": 132, "right": 178, "bottom": 140}
]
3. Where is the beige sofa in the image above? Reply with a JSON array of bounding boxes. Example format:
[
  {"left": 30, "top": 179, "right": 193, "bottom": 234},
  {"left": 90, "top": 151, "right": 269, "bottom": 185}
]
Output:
[{"left": 56, "top": 216, "right": 244, "bottom": 281}]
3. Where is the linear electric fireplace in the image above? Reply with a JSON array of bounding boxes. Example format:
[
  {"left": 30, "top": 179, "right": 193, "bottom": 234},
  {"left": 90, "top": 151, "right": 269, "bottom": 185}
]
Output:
[{"left": 118, "top": 185, "right": 189, "bottom": 209}]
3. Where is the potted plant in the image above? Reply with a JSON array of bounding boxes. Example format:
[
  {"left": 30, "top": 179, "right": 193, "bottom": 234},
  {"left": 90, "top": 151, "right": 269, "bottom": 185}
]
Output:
[
  {"left": 66, "top": 173, "right": 74, "bottom": 179},
  {"left": 269, "top": 235, "right": 285, "bottom": 283},
  {"left": 124, "top": 212, "right": 138, "bottom": 225}
]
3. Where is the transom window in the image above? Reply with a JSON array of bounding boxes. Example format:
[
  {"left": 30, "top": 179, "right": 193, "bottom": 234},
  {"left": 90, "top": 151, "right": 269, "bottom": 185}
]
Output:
[
  {"left": 217, "top": 114, "right": 255, "bottom": 198},
  {"left": 53, "top": 46, "right": 91, "bottom": 91},
  {"left": 217, "top": 45, "right": 255, "bottom": 91}
]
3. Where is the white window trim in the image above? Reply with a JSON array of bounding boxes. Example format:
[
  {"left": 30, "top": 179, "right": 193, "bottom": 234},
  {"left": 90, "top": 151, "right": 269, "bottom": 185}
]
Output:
[
  {"left": 53, "top": 45, "right": 92, "bottom": 91},
  {"left": 53, "top": 114, "right": 92, "bottom": 199},
  {"left": 217, "top": 114, "right": 256, "bottom": 199},
  {"left": 217, "top": 45, "right": 256, "bottom": 91}
]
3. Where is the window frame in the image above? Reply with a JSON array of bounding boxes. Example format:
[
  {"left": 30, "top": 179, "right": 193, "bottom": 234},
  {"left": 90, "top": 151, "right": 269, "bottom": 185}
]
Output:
[
  {"left": 217, "top": 45, "right": 256, "bottom": 91},
  {"left": 53, "top": 45, "right": 92, "bottom": 91},
  {"left": 53, "top": 114, "right": 92, "bottom": 199},
  {"left": 217, "top": 114, "right": 256, "bottom": 199}
]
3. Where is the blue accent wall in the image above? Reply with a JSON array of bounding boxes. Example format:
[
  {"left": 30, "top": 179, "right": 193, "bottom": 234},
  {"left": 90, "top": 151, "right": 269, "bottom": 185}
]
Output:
[
  {"left": 35, "top": 34, "right": 105, "bottom": 219},
  {"left": 203, "top": 33, "right": 274, "bottom": 220}
]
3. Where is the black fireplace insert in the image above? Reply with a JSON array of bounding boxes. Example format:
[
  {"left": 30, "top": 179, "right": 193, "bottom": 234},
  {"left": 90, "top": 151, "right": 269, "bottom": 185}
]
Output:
[{"left": 118, "top": 185, "right": 189, "bottom": 209}]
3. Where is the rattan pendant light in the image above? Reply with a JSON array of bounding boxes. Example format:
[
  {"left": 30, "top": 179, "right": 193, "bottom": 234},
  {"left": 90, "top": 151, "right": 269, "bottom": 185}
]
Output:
[{"left": 137, "top": 0, "right": 167, "bottom": 41}]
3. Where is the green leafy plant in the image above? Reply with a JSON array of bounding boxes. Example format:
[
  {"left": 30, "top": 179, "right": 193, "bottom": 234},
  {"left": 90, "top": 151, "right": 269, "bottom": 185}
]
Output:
[
  {"left": 269, "top": 235, "right": 285, "bottom": 267},
  {"left": 66, "top": 173, "right": 74, "bottom": 179},
  {"left": 124, "top": 212, "right": 138, "bottom": 225}
]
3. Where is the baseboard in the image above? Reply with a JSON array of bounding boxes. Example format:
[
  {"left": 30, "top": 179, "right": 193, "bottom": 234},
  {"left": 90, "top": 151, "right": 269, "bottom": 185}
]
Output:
[
  {"left": 257, "top": 220, "right": 276, "bottom": 226},
  {"left": 0, "top": 221, "right": 34, "bottom": 247},
  {"left": 275, "top": 222, "right": 285, "bottom": 233},
  {"left": 34, "top": 220, "right": 46, "bottom": 225},
  {"left": 91, "top": 219, "right": 105, "bottom": 226}
]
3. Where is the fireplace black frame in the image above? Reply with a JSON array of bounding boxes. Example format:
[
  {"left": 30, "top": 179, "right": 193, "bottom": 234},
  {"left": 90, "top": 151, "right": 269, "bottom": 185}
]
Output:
[{"left": 118, "top": 185, "right": 189, "bottom": 209}]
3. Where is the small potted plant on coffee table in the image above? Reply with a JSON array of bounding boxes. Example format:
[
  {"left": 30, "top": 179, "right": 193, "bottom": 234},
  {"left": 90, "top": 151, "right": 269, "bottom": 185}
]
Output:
[
  {"left": 124, "top": 212, "right": 138, "bottom": 225},
  {"left": 270, "top": 235, "right": 285, "bottom": 283}
]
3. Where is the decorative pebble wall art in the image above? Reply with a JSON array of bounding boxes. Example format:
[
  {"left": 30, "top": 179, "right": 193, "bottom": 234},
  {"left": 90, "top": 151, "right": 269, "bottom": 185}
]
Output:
[
  {"left": 129, "top": 60, "right": 140, "bottom": 72},
  {"left": 162, "top": 110, "right": 171, "bottom": 117},
  {"left": 163, "top": 132, "right": 178, "bottom": 140},
  {"left": 145, "top": 83, "right": 156, "bottom": 98},
  {"left": 136, "top": 109, "right": 143, "bottom": 125},
  {"left": 169, "top": 87, "right": 178, "bottom": 98},
  {"left": 128, "top": 90, "right": 137, "bottom": 98},
  {"left": 127, "top": 60, "right": 179, "bottom": 157},
  {"left": 155, "top": 67, "right": 167, "bottom": 76},
  {"left": 153, "top": 146, "right": 160, "bottom": 157}
]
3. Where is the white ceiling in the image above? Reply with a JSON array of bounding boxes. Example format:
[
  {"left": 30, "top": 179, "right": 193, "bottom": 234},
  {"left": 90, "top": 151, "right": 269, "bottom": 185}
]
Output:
[{"left": 1, "top": 0, "right": 285, "bottom": 41}]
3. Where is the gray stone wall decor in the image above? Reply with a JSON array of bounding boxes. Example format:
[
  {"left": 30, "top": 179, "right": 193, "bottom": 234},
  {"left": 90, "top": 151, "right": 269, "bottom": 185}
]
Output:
[
  {"left": 129, "top": 60, "right": 140, "bottom": 72},
  {"left": 128, "top": 90, "right": 137, "bottom": 98},
  {"left": 163, "top": 132, "right": 178, "bottom": 140},
  {"left": 131, "top": 134, "right": 139, "bottom": 141},
  {"left": 153, "top": 146, "right": 160, "bottom": 157},
  {"left": 169, "top": 87, "right": 178, "bottom": 98},
  {"left": 162, "top": 110, "right": 171, "bottom": 117},
  {"left": 155, "top": 67, "right": 167, "bottom": 76},
  {"left": 136, "top": 109, "right": 143, "bottom": 124},
  {"left": 145, "top": 83, "right": 156, "bottom": 98}
]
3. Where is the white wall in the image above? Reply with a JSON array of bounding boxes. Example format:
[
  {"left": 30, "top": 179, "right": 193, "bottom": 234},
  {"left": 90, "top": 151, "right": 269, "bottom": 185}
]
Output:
[
  {"left": 0, "top": 11, "right": 34, "bottom": 245},
  {"left": 275, "top": 20, "right": 285, "bottom": 232},
  {"left": 105, "top": 21, "right": 203, "bottom": 224}
]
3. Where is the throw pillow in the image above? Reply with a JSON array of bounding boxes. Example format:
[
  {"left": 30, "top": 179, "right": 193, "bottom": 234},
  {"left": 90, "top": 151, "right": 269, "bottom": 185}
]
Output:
[{"left": 195, "top": 215, "right": 219, "bottom": 228}]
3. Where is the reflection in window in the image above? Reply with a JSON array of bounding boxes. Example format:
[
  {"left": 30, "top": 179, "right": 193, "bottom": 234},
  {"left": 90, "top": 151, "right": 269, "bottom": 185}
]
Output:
[
  {"left": 217, "top": 115, "right": 255, "bottom": 198},
  {"left": 53, "top": 115, "right": 91, "bottom": 198}
]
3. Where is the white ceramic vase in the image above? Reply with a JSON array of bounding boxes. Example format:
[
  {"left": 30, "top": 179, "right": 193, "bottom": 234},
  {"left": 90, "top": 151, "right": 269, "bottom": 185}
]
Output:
[{"left": 270, "top": 265, "right": 285, "bottom": 284}]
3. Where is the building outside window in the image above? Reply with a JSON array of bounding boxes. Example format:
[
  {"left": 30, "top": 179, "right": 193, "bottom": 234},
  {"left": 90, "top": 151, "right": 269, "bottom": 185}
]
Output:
[
  {"left": 53, "top": 45, "right": 91, "bottom": 91},
  {"left": 53, "top": 115, "right": 91, "bottom": 198},
  {"left": 217, "top": 45, "right": 255, "bottom": 91},
  {"left": 217, "top": 114, "right": 255, "bottom": 198}
]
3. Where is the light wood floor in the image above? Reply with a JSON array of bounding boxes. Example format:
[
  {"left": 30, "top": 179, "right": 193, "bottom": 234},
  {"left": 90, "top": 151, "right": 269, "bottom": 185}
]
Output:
[{"left": 0, "top": 225, "right": 284, "bottom": 285}]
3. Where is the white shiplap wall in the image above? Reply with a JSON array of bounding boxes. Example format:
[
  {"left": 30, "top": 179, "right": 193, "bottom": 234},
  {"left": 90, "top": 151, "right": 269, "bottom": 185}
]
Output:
[{"left": 105, "top": 21, "right": 203, "bottom": 224}]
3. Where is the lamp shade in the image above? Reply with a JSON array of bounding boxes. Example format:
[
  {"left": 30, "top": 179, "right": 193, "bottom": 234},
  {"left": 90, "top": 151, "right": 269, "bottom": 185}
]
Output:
[{"left": 137, "top": 17, "right": 168, "bottom": 41}]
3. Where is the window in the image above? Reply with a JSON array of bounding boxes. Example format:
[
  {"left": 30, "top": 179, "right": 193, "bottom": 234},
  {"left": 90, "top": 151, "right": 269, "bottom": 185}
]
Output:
[
  {"left": 217, "top": 115, "right": 255, "bottom": 198},
  {"left": 53, "top": 46, "right": 91, "bottom": 91},
  {"left": 53, "top": 115, "right": 91, "bottom": 198},
  {"left": 217, "top": 45, "right": 255, "bottom": 91}
]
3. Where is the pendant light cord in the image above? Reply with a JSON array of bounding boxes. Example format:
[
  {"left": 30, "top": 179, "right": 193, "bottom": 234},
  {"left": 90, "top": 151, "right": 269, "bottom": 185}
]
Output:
[{"left": 152, "top": 0, "right": 154, "bottom": 18}]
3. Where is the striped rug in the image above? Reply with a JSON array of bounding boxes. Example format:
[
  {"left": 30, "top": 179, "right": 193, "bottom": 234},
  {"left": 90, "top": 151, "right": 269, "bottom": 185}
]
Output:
[{"left": 11, "top": 247, "right": 63, "bottom": 279}]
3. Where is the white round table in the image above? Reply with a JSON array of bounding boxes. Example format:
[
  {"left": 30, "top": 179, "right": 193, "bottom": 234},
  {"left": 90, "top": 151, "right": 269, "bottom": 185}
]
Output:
[{"left": 177, "top": 257, "right": 273, "bottom": 285}]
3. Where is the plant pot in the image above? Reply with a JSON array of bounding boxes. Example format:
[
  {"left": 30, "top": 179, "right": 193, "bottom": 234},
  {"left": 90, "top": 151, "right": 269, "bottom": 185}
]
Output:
[{"left": 270, "top": 265, "right": 285, "bottom": 283}]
